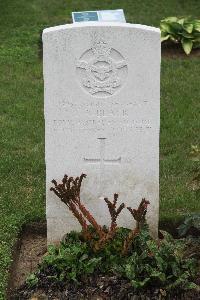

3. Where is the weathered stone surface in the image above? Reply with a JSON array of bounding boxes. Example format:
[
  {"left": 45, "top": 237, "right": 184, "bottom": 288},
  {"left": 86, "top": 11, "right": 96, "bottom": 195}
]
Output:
[{"left": 43, "top": 22, "right": 160, "bottom": 244}]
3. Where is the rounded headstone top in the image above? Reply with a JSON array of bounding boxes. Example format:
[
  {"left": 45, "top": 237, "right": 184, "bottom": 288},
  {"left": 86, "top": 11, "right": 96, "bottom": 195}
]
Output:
[{"left": 42, "top": 22, "right": 160, "bottom": 38}]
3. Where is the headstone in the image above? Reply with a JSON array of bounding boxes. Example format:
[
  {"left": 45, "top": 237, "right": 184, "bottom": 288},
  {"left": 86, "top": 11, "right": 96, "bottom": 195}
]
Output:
[{"left": 43, "top": 22, "right": 160, "bottom": 244}]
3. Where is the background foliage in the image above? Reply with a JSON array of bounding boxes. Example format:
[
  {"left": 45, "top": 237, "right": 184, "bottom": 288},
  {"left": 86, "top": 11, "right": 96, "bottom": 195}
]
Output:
[{"left": 161, "top": 16, "right": 200, "bottom": 54}]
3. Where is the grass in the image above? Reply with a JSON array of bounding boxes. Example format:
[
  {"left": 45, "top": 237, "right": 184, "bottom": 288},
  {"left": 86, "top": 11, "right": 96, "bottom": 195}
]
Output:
[{"left": 0, "top": 0, "right": 199, "bottom": 298}]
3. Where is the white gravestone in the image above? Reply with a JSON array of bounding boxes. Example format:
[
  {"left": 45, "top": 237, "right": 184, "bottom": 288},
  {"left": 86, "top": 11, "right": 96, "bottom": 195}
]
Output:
[{"left": 43, "top": 22, "right": 160, "bottom": 244}]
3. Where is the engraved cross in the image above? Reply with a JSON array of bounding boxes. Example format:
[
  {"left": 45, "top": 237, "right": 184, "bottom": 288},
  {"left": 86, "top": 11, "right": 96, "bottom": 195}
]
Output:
[{"left": 84, "top": 138, "right": 121, "bottom": 196}]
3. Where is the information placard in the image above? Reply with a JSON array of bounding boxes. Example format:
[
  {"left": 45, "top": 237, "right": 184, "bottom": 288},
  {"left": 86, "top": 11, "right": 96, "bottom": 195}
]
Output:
[{"left": 72, "top": 9, "right": 126, "bottom": 23}]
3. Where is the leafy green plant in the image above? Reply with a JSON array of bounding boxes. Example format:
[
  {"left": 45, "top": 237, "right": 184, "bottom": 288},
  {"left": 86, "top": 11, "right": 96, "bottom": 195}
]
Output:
[
  {"left": 184, "top": 236, "right": 200, "bottom": 260},
  {"left": 20, "top": 174, "right": 199, "bottom": 297},
  {"left": 26, "top": 273, "right": 38, "bottom": 287},
  {"left": 178, "top": 214, "right": 200, "bottom": 237},
  {"left": 41, "top": 237, "right": 101, "bottom": 283},
  {"left": 160, "top": 17, "right": 200, "bottom": 54},
  {"left": 118, "top": 229, "right": 198, "bottom": 291},
  {"left": 25, "top": 226, "right": 199, "bottom": 296}
]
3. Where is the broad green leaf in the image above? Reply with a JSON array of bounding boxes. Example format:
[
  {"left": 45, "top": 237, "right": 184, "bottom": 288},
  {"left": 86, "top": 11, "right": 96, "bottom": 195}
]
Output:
[
  {"left": 80, "top": 253, "right": 88, "bottom": 261},
  {"left": 193, "top": 216, "right": 200, "bottom": 229},
  {"left": 177, "top": 18, "right": 185, "bottom": 25},
  {"left": 194, "top": 23, "right": 200, "bottom": 32},
  {"left": 170, "top": 22, "right": 183, "bottom": 32},
  {"left": 160, "top": 22, "right": 175, "bottom": 35},
  {"left": 131, "top": 278, "right": 150, "bottom": 288},
  {"left": 187, "top": 282, "right": 200, "bottom": 291},
  {"left": 177, "top": 223, "right": 188, "bottom": 237},
  {"left": 181, "top": 38, "right": 193, "bottom": 55},
  {"left": 183, "top": 23, "right": 194, "bottom": 33},
  {"left": 169, "top": 35, "right": 178, "bottom": 42},
  {"left": 161, "top": 31, "right": 170, "bottom": 42},
  {"left": 26, "top": 273, "right": 39, "bottom": 286},
  {"left": 161, "top": 35, "right": 170, "bottom": 42},
  {"left": 193, "top": 41, "right": 200, "bottom": 49},
  {"left": 159, "top": 230, "right": 173, "bottom": 241},
  {"left": 163, "top": 16, "right": 178, "bottom": 23},
  {"left": 192, "top": 32, "right": 200, "bottom": 38},
  {"left": 151, "top": 271, "right": 166, "bottom": 282},
  {"left": 181, "top": 31, "right": 194, "bottom": 39},
  {"left": 47, "top": 244, "right": 57, "bottom": 255}
]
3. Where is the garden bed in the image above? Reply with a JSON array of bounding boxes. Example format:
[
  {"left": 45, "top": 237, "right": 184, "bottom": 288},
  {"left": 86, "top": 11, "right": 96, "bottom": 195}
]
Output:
[
  {"left": 161, "top": 43, "right": 200, "bottom": 58},
  {"left": 9, "top": 271, "right": 200, "bottom": 300},
  {"left": 7, "top": 222, "right": 200, "bottom": 300}
]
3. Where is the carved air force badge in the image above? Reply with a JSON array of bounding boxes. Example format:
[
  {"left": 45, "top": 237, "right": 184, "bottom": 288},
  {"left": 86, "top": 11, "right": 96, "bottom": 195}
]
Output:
[{"left": 76, "top": 39, "right": 128, "bottom": 97}]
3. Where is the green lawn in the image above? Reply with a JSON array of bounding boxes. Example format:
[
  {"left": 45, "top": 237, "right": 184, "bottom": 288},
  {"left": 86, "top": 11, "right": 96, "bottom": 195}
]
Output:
[{"left": 0, "top": 0, "right": 199, "bottom": 298}]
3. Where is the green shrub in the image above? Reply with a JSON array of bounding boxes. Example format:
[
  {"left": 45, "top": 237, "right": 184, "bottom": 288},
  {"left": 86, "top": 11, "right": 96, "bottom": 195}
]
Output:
[
  {"left": 23, "top": 174, "right": 199, "bottom": 296},
  {"left": 35, "top": 234, "right": 102, "bottom": 283},
  {"left": 178, "top": 214, "right": 200, "bottom": 237},
  {"left": 26, "top": 226, "right": 199, "bottom": 294},
  {"left": 160, "top": 17, "right": 200, "bottom": 54}
]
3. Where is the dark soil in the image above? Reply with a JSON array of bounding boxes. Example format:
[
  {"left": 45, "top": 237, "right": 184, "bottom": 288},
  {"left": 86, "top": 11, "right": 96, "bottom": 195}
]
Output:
[
  {"left": 161, "top": 42, "right": 200, "bottom": 58},
  {"left": 9, "top": 272, "right": 200, "bottom": 300},
  {"left": 7, "top": 223, "right": 200, "bottom": 300},
  {"left": 7, "top": 222, "right": 47, "bottom": 299}
]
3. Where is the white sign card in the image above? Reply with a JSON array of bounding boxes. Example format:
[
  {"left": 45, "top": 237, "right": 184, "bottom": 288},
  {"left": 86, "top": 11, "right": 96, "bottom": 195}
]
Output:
[{"left": 72, "top": 9, "right": 126, "bottom": 23}]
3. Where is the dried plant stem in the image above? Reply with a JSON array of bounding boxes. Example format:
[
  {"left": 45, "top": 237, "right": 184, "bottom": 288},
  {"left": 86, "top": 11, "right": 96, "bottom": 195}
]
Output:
[
  {"left": 50, "top": 174, "right": 107, "bottom": 243},
  {"left": 76, "top": 198, "right": 105, "bottom": 239},
  {"left": 50, "top": 173, "right": 150, "bottom": 254},
  {"left": 122, "top": 198, "right": 150, "bottom": 255},
  {"left": 68, "top": 202, "right": 88, "bottom": 232},
  {"left": 122, "top": 225, "right": 139, "bottom": 255}
]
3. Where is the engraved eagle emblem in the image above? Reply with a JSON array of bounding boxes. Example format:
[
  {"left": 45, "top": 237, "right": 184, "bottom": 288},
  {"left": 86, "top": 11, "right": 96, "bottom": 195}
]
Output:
[{"left": 76, "top": 40, "right": 127, "bottom": 96}]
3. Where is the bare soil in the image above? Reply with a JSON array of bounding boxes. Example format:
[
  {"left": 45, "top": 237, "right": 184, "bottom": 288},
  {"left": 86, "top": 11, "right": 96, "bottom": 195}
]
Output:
[
  {"left": 162, "top": 42, "right": 200, "bottom": 58},
  {"left": 7, "top": 222, "right": 47, "bottom": 298}
]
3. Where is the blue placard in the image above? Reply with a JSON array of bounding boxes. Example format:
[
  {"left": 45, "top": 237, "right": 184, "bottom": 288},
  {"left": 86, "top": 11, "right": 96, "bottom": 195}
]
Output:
[
  {"left": 72, "top": 11, "right": 98, "bottom": 22},
  {"left": 72, "top": 9, "right": 126, "bottom": 23}
]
